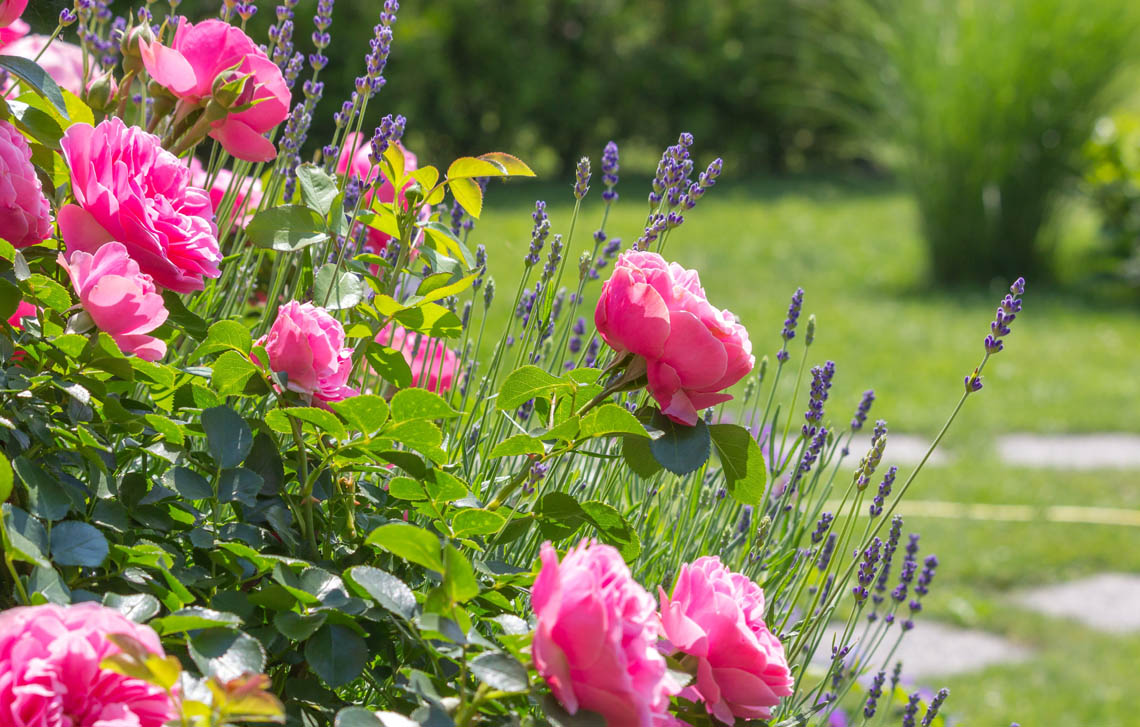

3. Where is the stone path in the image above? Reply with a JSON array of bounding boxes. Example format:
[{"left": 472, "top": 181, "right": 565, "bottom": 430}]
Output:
[
  {"left": 998, "top": 433, "right": 1140, "bottom": 469},
  {"left": 814, "top": 621, "right": 1032, "bottom": 678},
  {"left": 1012, "top": 573, "right": 1140, "bottom": 633}
]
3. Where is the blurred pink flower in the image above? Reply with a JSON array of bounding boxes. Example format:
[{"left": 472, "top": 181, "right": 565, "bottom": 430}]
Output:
[
  {"left": 60, "top": 241, "right": 170, "bottom": 361},
  {"left": 140, "top": 19, "right": 290, "bottom": 162},
  {"left": 0, "top": 0, "right": 26, "bottom": 28},
  {"left": 376, "top": 323, "right": 459, "bottom": 393},
  {"left": 532, "top": 540, "right": 674, "bottom": 727},
  {"left": 58, "top": 118, "right": 220, "bottom": 293},
  {"left": 0, "top": 17, "right": 27, "bottom": 46},
  {"left": 0, "top": 602, "right": 176, "bottom": 727},
  {"left": 1, "top": 35, "right": 85, "bottom": 95},
  {"left": 337, "top": 134, "right": 429, "bottom": 270},
  {"left": 659, "top": 556, "right": 794, "bottom": 723},
  {"left": 6, "top": 300, "right": 35, "bottom": 329},
  {"left": 595, "top": 250, "right": 754, "bottom": 425},
  {"left": 255, "top": 301, "right": 357, "bottom": 404},
  {"left": 0, "top": 119, "right": 52, "bottom": 248},
  {"left": 188, "top": 157, "right": 264, "bottom": 228}
]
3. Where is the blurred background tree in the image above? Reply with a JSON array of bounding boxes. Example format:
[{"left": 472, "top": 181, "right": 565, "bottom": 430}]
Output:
[{"left": 19, "top": 0, "right": 1140, "bottom": 286}]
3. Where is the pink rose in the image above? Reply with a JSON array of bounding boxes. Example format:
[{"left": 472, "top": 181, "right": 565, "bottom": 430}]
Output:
[
  {"left": 60, "top": 241, "right": 170, "bottom": 361},
  {"left": 255, "top": 301, "right": 358, "bottom": 404},
  {"left": 6, "top": 299, "right": 34, "bottom": 329},
  {"left": 0, "top": 0, "right": 26, "bottom": 28},
  {"left": 1, "top": 35, "right": 84, "bottom": 94},
  {"left": 0, "top": 602, "right": 176, "bottom": 727},
  {"left": 188, "top": 157, "right": 263, "bottom": 228},
  {"left": 375, "top": 323, "right": 459, "bottom": 393},
  {"left": 532, "top": 540, "right": 674, "bottom": 727},
  {"left": 140, "top": 19, "right": 290, "bottom": 163},
  {"left": 659, "top": 556, "right": 794, "bottom": 724},
  {"left": 337, "top": 134, "right": 429, "bottom": 267},
  {"left": 0, "top": 17, "right": 27, "bottom": 46},
  {"left": 58, "top": 118, "right": 220, "bottom": 294},
  {"left": 0, "top": 119, "right": 52, "bottom": 248},
  {"left": 594, "top": 251, "right": 754, "bottom": 426}
]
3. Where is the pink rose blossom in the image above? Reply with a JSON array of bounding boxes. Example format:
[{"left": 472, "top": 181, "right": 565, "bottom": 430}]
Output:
[
  {"left": 0, "top": 602, "right": 176, "bottom": 727},
  {"left": 58, "top": 118, "right": 220, "bottom": 293},
  {"left": 0, "top": 17, "right": 27, "bottom": 46},
  {"left": 376, "top": 323, "right": 459, "bottom": 393},
  {"left": 60, "top": 242, "right": 170, "bottom": 361},
  {"left": 532, "top": 540, "right": 674, "bottom": 727},
  {"left": 255, "top": 301, "right": 358, "bottom": 404},
  {"left": 188, "top": 157, "right": 263, "bottom": 228},
  {"left": 140, "top": 19, "right": 290, "bottom": 162},
  {"left": 594, "top": 250, "right": 754, "bottom": 426},
  {"left": 6, "top": 300, "right": 35, "bottom": 329},
  {"left": 337, "top": 134, "right": 429, "bottom": 269},
  {"left": 1, "top": 35, "right": 85, "bottom": 95},
  {"left": 0, "top": 0, "right": 26, "bottom": 28},
  {"left": 659, "top": 556, "right": 794, "bottom": 724},
  {"left": 0, "top": 119, "right": 52, "bottom": 248}
]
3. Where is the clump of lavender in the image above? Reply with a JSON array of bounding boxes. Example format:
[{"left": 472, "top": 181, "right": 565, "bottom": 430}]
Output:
[
  {"left": 802, "top": 361, "right": 836, "bottom": 437},
  {"left": 904, "top": 554, "right": 939, "bottom": 629},
  {"left": 902, "top": 693, "right": 922, "bottom": 727},
  {"left": 816, "top": 532, "right": 837, "bottom": 570},
  {"left": 635, "top": 213, "right": 667, "bottom": 250},
  {"left": 369, "top": 113, "right": 405, "bottom": 162},
  {"left": 790, "top": 426, "right": 828, "bottom": 490},
  {"left": 601, "top": 141, "right": 619, "bottom": 202},
  {"left": 680, "top": 157, "right": 723, "bottom": 210},
  {"left": 851, "top": 389, "right": 875, "bottom": 431},
  {"left": 541, "top": 235, "right": 564, "bottom": 282},
  {"left": 869, "top": 465, "right": 897, "bottom": 517},
  {"left": 649, "top": 132, "right": 695, "bottom": 207},
  {"left": 872, "top": 515, "right": 904, "bottom": 613},
  {"left": 777, "top": 288, "right": 804, "bottom": 363},
  {"left": 855, "top": 424, "right": 887, "bottom": 490}
]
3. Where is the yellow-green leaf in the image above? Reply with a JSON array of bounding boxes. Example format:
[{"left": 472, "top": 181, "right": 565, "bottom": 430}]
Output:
[{"left": 448, "top": 178, "right": 482, "bottom": 219}]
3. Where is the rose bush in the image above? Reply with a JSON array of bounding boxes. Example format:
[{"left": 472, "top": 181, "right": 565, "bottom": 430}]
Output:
[{"left": 256, "top": 301, "right": 357, "bottom": 404}]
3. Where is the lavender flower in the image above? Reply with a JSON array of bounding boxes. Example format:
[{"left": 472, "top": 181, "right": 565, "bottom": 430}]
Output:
[
  {"left": 853, "top": 537, "right": 882, "bottom": 602},
  {"left": 573, "top": 157, "right": 591, "bottom": 200},
  {"left": 681, "top": 157, "right": 723, "bottom": 210},
  {"left": 601, "top": 141, "right": 619, "bottom": 202},
  {"left": 864, "top": 670, "right": 886, "bottom": 718},
  {"left": 781, "top": 288, "right": 804, "bottom": 342},
  {"left": 816, "top": 533, "right": 837, "bottom": 570},
  {"left": 473, "top": 245, "right": 487, "bottom": 290},
  {"left": 541, "top": 235, "right": 564, "bottom": 282},
  {"left": 369, "top": 113, "right": 405, "bottom": 162},
  {"left": 921, "top": 688, "right": 949, "bottom": 726},
  {"left": 583, "top": 338, "right": 599, "bottom": 367},
  {"left": 60, "top": 8, "right": 78, "bottom": 25},
  {"left": 811, "top": 512, "right": 834, "bottom": 543},
  {"left": 802, "top": 361, "right": 836, "bottom": 437},
  {"left": 635, "top": 213, "right": 667, "bottom": 249},
  {"left": 902, "top": 693, "right": 921, "bottom": 727},
  {"left": 851, "top": 389, "right": 875, "bottom": 431},
  {"left": 874, "top": 516, "right": 904, "bottom": 602},
  {"left": 525, "top": 201, "right": 550, "bottom": 266},
  {"left": 869, "top": 465, "right": 897, "bottom": 517}
]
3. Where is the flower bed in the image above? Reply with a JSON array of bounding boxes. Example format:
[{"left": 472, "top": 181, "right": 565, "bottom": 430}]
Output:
[{"left": 0, "top": 1, "right": 1025, "bottom": 725}]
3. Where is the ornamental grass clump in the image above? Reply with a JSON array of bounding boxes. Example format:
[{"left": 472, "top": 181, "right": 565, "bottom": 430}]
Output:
[{"left": 0, "top": 1, "right": 1027, "bottom": 724}]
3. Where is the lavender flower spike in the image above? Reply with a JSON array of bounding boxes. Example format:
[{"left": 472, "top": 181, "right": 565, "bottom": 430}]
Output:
[
  {"left": 573, "top": 157, "right": 591, "bottom": 200},
  {"left": 851, "top": 389, "right": 875, "bottom": 431},
  {"left": 601, "top": 141, "right": 619, "bottom": 202}
]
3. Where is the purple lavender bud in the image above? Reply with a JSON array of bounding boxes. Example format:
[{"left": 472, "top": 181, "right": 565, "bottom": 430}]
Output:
[
  {"left": 584, "top": 338, "right": 599, "bottom": 367},
  {"left": 816, "top": 533, "right": 837, "bottom": 570},
  {"left": 811, "top": 512, "right": 833, "bottom": 543},
  {"left": 902, "top": 693, "right": 921, "bottom": 727},
  {"left": 635, "top": 213, "right": 667, "bottom": 249},
  {"left": 516, "top": 398, "right": 534, "bottom": 422},
  {"left": 781, "top": 288, "right": 804, "bottom": 341},
  {"left": 776, "top": 349, "right": 790, "bottom": 363},
  {"left": 1010, "top": 277, "right": 1026, "bottom": 295},
  {"left": 863, "top": 669, "right": 886, "bottom": 718},
  {"left": 59, "top": 8, "right": 78, "bottom": 25},
  {"left": 869, "top": 465, "right": 897, "bottom": 517},
  {"left": 541, "top": 235, "right": 564, "bottom": 282},
  {"left": 737, "top": 505, "right": 753, "bottom": 534},
  {"left": 965, "top": 371, "right": 984, "bottom": 392},
  {"left": 573, "top": 157, "right": 591, "bottom": 200},
  {"left": 921, "top": 688, "right": 950, "bottom": 726},
  {"left": 802, "top": 361, "right": 836, "bottom": 437},
  {"left": 601, "top": 141, "right": 619, "bottom": 202},
  {"left": 851, "top": 389, "right": 875, "bottom": 431}
]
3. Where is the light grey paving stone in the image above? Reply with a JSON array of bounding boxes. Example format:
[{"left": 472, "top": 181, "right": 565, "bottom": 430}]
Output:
[
  {"left": 843, "top": 433, "right": 950, "bottom": 467},
  {"left": 812, "top": 621, "right": 1031, "bottom": 679},
  {"left": 998, "top": 433, "right": 1140, "bottom": 469},
  {"left": 1012, "top": 573, "right": 1140, "bottom": 633}
]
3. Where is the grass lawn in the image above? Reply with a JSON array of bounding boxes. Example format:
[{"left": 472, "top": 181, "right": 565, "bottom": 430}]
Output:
[{"left": 471, "top": 174, "right": 1140, "bottom": 725}]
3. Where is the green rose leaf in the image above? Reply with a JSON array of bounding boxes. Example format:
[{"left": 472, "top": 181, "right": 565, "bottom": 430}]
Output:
[
  {"left": 365, "top": 523, "right": 443, "bottom": 573},
  {"left": 314, "top": 265, "right": 364, "bottom": 311},
  {"left": 247, "top": 205, "right": 329, "bottom": 251},
  {"left": 708, "top": 423, "right": 767, "bottom": 506},
  {"left": 188, "top": 628, "right": 267, "bottom": 681},
  {"left": 451, "top": 509, "right": 506, "bottom": 537},
  {"left": 329, "top": 394, "right": 390, "bottom": 435},
  {"left": 202, "top": 406, "right": 253, "bottom": 469},
  {"left": 101, "top": 592, "right": 161, "bottom": 623},
  {"left": 390, "top": 388, "right": 459, "bottom": 421},
  {"left": 151, "top": 607, "right": 244, "bottom": 635},
  {"left": 345, "top": 565, "right": 416, "bottom": 619},
  {"left": 50, "top": 520, "right": 109, "bottom": 567},
  {"left": 469, "top": 651, "right": 529, "bottom": 693},
  {"left": 305, "top": 624, "right": 367, "bottom": 687},
  {"left": 648, "top": 410, "right": 711, "bottom": 475},
  {"left": 497, "top": 365, "right": 569, "bottom": 410}
]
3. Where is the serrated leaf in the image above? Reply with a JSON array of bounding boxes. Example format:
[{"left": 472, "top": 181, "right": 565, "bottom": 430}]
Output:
[
  {"left": 581, "top": 501, "right": 640, "bottom": 561},
  {"left": 297, "top": 163, "right": 339, "bottom": 216},
  {"left": 469, "top": 651, "right": 528, "bottom": 692},
  {"left": 151, "top": 607, "right": 243, "bottom": 635},
  {"left": 0, "top": 452, "right": 11, "bottom": 503},
  {"left": 345, "top": 565, "right": 415, "bottom": 619},
  {"left": 448, "top": 177, "right": 483, "bottom": 219},
  {"left": 163, "top": 467, "right": 212, "bottom": 500},
  {"left": 580, "top": 404, "right": 649, "bottom": 438},
  {"left": 447, "top": 156, "right": 504, "bottom": 179},
  {"left": 305, "top": 625, "right": 366, "bottom": 687},
  {"left": 392, "top": 302, "right": 462, "bottom": 338},
  {"left": 102, "top": 592, "right": 161, "bottom": 623},
  {"left": 211, "top": 350, "right": 259, "bottom": 397},
  {"left": 648, "top": 410, "right": 711, "bottom": 475},
  {"left": 50, "top": 520, "right": 109, "bottom": 566},
  {"left": 497, "top": 365, "right": 568, "bottom": 410},
  {"left": 314, "top": 265, "right": 364, "bottom": 310},
  {"left": 202, "top": 406, "right": 253, "bottom": 469},
  {"left": 247, "top": 205, "right": 329, "bottom": 251},
  {"left": 390, "top": 388, "right": 458, "bottom": 421},
  {"left": 364, "top": 342, "right": 413, "bottom": 389},
  {"left": 451, "top": 509, "right": 506, "bottom": 538},
  {"left": 488, "top": 434, "right": 545, "bottom": 458},
  {"left": 365, "top": 523, "right": 442, "bottom": 572},
  {"left": 329, "top": 394, "right": 389, "bottom": 435},
  {"left": 708, "top": 423, "right": 767, "bottom": 506},
  {"left": 0, "top": 56, "right": 68, "bottom": 116},
  {"left": 188, "top": 629, "right": 266, "bottom": 681},
  {"left": 273, "top": 611, "right": 327, "bottom": 641},
  {"left": 478, "top": 152, "right": 535, "bottom": 176}
]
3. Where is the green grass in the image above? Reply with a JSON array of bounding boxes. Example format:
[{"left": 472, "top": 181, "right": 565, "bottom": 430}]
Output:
[{"left": 470, "top": 174, "right": 1140, "bottom": 725}]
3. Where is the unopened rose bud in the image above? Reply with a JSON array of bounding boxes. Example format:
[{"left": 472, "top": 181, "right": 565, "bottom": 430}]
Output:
[
  {"left": 120, "top": 24, "right": 153, "bottom": 74},
  {"left": 85, "top": 73, "right": 116, "bottom": 112},
  {"left": 211, "top": 69, "right": 254, "bottom": 110},
  {"left": 403, "top": 180, "right": 424, "bottom": 207}
]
